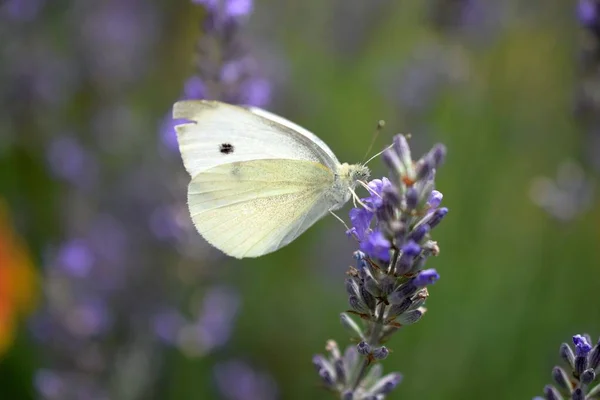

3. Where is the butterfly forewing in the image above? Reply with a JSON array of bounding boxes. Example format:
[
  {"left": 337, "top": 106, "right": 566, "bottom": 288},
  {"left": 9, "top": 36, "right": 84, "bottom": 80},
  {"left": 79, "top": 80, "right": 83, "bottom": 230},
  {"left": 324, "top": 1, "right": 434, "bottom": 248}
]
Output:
[{"left": 174, "top": 100, "right": 339, "bottom": 178}]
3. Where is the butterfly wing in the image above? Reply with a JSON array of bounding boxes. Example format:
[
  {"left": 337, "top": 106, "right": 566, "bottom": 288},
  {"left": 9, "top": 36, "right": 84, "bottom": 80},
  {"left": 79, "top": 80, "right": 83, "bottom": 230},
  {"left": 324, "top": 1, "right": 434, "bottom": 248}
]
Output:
[
  {"left": 187, "top": 159, "right": 336, "bottom": 258},
  {"left": 174, "top": 100, "right": 339, "bottom": 178},
  {"left": 243, "top": 105, "right": 340, "bottom": 166}
]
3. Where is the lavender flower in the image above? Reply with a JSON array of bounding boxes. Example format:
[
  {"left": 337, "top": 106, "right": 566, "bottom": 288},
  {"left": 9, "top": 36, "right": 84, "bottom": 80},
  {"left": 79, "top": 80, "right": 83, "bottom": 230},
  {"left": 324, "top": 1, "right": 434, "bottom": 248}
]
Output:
[
  {"left": 161, "top": 0, "right": 271, "bottom": 151},
  {"left": 536, "top": 333, "right": 600, "bottom": 400},
  {"left": 576, "top": 0, "right": 600, "bottom": 174},
  {"left": 214, "top": 360, "right": 278, "bottom": 400},
  {"left": 315, "top": 134, "right": 448, "bottom": 398}
]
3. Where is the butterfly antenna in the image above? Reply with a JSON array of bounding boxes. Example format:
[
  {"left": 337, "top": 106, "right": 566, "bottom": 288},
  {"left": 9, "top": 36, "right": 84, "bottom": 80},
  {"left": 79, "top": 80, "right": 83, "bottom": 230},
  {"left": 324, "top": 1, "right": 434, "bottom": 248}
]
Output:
[
  {"left": 329, "top": 209, "right": 351, "bottom": 231},
  {"left": 364, "top": 143, "right": 394, "bottom": 166},
  {"left": 361, "top": 120, "right": 386, "bottom": 164}
]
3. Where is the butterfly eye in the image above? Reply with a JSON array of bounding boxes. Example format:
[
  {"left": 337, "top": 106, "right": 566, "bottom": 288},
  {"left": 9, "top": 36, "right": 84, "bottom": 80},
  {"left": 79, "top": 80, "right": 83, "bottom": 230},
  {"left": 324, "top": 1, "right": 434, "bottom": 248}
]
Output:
[{"left": 220, "top": 143, "right": 235, "bottom": 154}]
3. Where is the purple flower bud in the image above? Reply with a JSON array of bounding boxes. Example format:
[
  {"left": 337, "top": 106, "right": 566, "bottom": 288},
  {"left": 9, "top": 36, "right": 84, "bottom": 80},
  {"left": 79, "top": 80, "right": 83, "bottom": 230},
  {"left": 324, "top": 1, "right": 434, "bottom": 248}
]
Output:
[
  {"left": 415, "top": 158, "right": 432, "bottom": 181},
  {"left": 397, "top": 308, "right": 424, "bottom": 325},
  {"left": 345, "top": 278, "right": 361, "bottom": 298},
  {"left": 341, "top": 390, "right": 354, "bottom": 400},
  {"left": 405, "top": 187, "right": 418, "bottom": 210},
  {"left": 589, "top": 343, "right": 600, "bottom": 370},
  {"left": 575, "top": 354, "right": 588, "bottom": 377},
  {"left": 581, "top": 368, "right": 595, "bottom": 385},
  {"left": 349, "top": 296, "right": 369, "bottom": 314},
  {"left": 388, "top": 283, "right": 418, "bottom": 304},
  {"left": 357, "top": 341, "right": 371, "bottom": 355},
  {"left": 413, "top": 269, "right": 439, "bottom": 287},
  {"left": 428, "top": 207, "right": 448, "bottom": 229},
  {"left": 572, "top": 388, "right": 584, "bottom": 400},
  {"left": 408, "top": 225, "right": 429, "bottom": 243},
  {"left": 543, "top": 385, "right": 561, "bottom": 400},
  {"left": 318, "top": 368, "right": 335, "bottom": 387},
  {"left": 387, "top": 298, "right": 413, "bottom": 318},
  {"left": 370, "top": 372, "right": 402, "bottom": 395},
  {"left": 359, "top": 284, "right": 376, "bottom": 310},
  {"left": 334, "top": 358, "right": 346, "bottom": 384},
  {"left": 312, "top": 355, "right": 329, "bottom": 371},
  {"left": 551, "top": 367, "right": 571, "bottom": 392},
  {"left": 573, "top": 334, "right": 592, "bottom": 356},
  {"left": 359, "top": 231, "right": 391, "bottom": 262},
  {"left": 427, "top": 190, "right": 443, "bottom": 209},
  {"left": 363, "top": 178, "right": 391, "bottom": 209},
  {"left": 392, "top": 135, "right": 411, "bottom": 163},
  {"left": 382, "top": 148, "right": 403, "bottom": 175},
  {"left": 559, "top": 343, "right": 575, "bottom": 369},
  {"left": 430, "top": 144, "right": 447, "bottom": 168},
  {"left": 395, "top": 241, "right": 421, "bottom": 275},
  {"left": 382, "top": 185, "right": 401, "bottom": 207},
  {"left": 372, "top": 346, "right": 389, "bottom": 360}
]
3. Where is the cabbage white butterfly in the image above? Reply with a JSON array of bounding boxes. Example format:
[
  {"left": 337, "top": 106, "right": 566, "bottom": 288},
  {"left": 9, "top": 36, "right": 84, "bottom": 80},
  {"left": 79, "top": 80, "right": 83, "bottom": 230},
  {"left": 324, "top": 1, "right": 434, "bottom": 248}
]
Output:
[{"left": 174, "top": 100, "right": 370, "bottom": 258}]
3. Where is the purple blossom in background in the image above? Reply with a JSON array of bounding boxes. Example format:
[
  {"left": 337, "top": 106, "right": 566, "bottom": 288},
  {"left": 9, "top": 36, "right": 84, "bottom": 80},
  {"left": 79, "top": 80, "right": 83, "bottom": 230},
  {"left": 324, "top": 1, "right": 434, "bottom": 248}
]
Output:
[
  {"left": 184, "top": 76, "right": 206, "bottom": 99},
  {"left": 46, "top": 136, "right": 98, "bottom": 188},
  {"left": 56, "top": 239, "right": 95, "bottom": 277},
  {"left": 239, "top": 77, "right": 271, "bottom": 108},
  {"left": 73, "top": 0, "right": 158, "bottom": 91},
  {"left": 153, "top": 310, "right": 186, "bottom": 345},
  {"left": 578, "top": 0, "right": 597, "bottom": 26},
  {"left": 193, "top": 0, "right": 253, "bottom": 19},
  {"left": 214, "top": 360, "right": 278, "bottom": 400},
  {"left": 161, "top": 0, "right": 272, "bottom": 151},
  {"left": 4, "top": 0, "right": 276, "bottom": 398},
  {"left": 1, "top": 0, "right": 45, "bottom": 21}
]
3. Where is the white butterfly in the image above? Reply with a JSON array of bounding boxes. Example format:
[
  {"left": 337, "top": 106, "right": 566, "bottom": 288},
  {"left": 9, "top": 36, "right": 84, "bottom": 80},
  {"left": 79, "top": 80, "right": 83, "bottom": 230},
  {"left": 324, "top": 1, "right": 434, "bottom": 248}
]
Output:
[{"left": 174, "top": 100, "right": 370, "bottom": 258}]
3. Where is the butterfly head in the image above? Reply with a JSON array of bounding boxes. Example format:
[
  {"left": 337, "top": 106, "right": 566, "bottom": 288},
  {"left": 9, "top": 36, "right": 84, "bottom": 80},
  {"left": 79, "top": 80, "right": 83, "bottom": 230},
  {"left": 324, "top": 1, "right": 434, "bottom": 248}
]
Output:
[
  {"left": 329, "top": 163, "right": 371, "bottom": 210},
  {"left": 338, "top": 163, "right": 370, "bottom": 187}
]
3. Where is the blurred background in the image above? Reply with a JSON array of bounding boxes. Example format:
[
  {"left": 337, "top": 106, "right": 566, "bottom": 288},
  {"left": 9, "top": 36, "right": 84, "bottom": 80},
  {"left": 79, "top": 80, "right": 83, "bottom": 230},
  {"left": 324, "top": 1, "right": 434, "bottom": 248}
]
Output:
[{"left": 1, "top": 0, "right": 599, "bottom": 399}]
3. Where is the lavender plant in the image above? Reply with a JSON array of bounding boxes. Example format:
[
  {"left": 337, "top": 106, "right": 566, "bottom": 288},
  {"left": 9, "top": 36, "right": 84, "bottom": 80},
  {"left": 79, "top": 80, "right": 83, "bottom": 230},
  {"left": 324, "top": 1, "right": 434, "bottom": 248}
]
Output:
[
  {"left": 314, "top": 135, "right": 448, "bottom": 399},
  {"left": 162, "top": 0, "right": 270, "bottom": 151},
  {"left": 0, "top": 0, "right": 275, "bottom": 398},
  {"left": 577, "top": 0, "right": 600, "bottom": 174},
  {"left": 535, "top": 334, "right": 600, "bottom": 400}
]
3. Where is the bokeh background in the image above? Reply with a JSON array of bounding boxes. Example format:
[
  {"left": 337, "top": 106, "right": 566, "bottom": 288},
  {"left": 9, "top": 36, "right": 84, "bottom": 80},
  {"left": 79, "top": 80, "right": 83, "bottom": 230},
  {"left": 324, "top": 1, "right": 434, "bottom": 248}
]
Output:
[{"left": 1, "top": 0, "right": 599, "bottom": 399}]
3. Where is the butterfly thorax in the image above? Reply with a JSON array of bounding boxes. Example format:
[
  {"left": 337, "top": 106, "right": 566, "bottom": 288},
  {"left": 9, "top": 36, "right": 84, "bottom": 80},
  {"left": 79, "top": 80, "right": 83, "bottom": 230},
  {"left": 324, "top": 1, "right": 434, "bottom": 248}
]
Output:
[{"left": 329, "top": 163, "right": 370, "bottom": 210}]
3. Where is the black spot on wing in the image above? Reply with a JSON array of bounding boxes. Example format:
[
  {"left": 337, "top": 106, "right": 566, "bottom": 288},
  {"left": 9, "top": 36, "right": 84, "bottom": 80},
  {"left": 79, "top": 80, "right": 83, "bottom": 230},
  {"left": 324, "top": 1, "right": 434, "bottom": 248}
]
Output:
[{"left": 220, "top": 143, "right": 234, "bottom": 154}]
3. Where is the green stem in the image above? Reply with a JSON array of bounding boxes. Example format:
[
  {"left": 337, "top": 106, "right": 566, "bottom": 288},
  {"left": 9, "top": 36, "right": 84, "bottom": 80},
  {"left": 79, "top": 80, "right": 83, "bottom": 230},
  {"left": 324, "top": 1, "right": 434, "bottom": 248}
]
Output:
[{"left": 351, "top": 301, "right": 387, "bottom": 391}]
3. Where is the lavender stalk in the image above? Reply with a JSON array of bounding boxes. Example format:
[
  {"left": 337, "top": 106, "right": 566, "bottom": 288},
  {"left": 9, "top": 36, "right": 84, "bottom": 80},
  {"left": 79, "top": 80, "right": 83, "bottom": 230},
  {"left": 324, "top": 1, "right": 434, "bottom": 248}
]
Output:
[{"left": 314, "top": 134, "right": 448, "bottom": 399}]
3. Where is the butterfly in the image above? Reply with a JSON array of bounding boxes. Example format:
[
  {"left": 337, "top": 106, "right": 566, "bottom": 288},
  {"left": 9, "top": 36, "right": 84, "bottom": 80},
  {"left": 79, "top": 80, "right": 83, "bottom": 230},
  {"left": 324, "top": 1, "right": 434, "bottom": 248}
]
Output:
[{"left": 174, "top": 100, "right": 370, "bottom": 258}]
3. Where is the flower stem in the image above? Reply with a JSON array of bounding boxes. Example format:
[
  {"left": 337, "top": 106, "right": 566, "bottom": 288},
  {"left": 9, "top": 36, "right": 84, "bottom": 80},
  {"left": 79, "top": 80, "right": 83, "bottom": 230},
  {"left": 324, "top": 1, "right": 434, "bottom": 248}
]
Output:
[{"left": 352, "top": 301, "right": 387, "bottom": 391}]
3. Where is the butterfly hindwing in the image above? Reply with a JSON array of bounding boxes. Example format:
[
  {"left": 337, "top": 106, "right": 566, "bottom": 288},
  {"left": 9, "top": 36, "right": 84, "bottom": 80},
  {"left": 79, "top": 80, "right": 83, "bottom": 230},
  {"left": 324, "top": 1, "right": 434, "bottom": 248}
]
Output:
[{"left": 187, "top": 158, "right": 335, "bottom": 258}]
